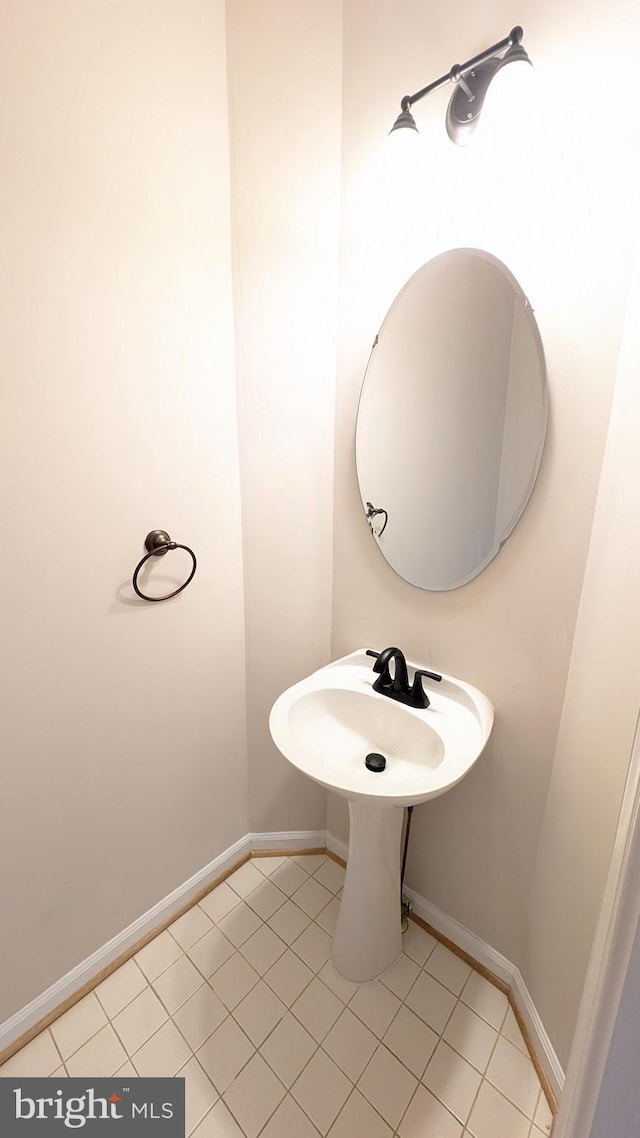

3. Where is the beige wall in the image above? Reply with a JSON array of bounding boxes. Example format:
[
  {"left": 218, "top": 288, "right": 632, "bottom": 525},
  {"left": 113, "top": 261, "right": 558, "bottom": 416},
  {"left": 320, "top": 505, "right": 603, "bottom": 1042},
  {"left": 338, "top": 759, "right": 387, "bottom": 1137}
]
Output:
[
  {"left": 226, "top": 0, "right": 343, "bottom": 833},
  {"left": 526, "top": 247, "right": 640, "bottom": 1063},
  {"left": 0, "top": 0, "right": 248, "bottom": 1021},
  {"left": 331, "top": 0, "right": 640, "bottom": 1064}
]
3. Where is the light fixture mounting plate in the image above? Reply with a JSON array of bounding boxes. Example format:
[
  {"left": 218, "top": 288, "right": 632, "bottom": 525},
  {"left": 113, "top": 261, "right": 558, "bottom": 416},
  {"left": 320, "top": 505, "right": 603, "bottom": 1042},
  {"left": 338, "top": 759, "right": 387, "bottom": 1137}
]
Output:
[{"left": 445, "top": 60, "right": 499, "bottom": 145}]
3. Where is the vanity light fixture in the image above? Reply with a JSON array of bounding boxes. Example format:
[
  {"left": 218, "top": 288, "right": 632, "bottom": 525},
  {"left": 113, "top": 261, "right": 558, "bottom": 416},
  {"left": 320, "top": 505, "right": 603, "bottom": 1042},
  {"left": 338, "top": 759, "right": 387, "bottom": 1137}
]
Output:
[{"left": 390, "top": 26, "right": 531, "bottom": 145}]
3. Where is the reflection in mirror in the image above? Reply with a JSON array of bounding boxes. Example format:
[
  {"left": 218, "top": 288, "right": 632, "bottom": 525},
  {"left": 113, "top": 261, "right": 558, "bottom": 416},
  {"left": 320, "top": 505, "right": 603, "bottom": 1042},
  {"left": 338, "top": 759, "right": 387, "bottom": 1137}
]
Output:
[{"left": 356, "top": 249, "right": 547, "bottom": 590}]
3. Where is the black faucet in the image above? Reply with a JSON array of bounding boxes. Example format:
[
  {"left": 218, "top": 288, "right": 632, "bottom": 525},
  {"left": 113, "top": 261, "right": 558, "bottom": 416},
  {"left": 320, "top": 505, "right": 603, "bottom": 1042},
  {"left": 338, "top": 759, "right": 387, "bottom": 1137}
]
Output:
[{"left": 366, "top": 647, "right": 442, "bottom": 709}]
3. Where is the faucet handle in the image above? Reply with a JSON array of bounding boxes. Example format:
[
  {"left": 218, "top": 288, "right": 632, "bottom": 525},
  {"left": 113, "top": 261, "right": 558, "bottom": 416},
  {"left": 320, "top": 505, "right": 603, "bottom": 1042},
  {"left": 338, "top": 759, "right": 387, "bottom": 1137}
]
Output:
[{"left": 408, "top": 668, "right": 443, "bottom": 709}]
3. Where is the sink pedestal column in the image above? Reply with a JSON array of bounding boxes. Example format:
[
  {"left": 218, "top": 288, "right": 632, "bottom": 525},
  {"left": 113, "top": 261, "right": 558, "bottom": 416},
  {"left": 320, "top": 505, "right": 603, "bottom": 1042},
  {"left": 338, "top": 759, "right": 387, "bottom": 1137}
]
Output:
[{"left": 331, "top": 801, "right": 404, "bottom": 982}]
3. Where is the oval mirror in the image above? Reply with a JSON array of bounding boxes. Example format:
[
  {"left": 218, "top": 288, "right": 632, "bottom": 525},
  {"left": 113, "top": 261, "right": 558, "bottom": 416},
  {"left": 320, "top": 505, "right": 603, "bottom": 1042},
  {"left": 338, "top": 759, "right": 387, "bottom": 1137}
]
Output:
[{"left": 355, "top": 249, "right": 547, "bottom": 590}]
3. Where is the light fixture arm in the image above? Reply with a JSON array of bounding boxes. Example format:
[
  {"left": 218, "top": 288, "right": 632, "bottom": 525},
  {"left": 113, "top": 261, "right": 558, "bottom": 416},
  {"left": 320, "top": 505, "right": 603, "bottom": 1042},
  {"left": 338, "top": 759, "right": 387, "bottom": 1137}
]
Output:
[{"left": 399, "top": 26, "right": 523, "bottom": 114}]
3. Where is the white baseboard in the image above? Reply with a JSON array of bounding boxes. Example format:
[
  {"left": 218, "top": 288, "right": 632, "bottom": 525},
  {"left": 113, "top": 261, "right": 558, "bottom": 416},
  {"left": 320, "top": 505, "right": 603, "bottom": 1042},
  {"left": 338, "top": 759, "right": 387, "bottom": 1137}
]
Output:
[
  {"left": 326, "top": 831, "right": 348, "bottom": 862},
  {"left": 404, "top": 886, "right": 564, "bottom": 1101},
  {"left": 510, "top": 965, "right": 565, "bottom": 1102},
  {"left": 251, "top": 830, "right": 326, "bottom": 852},
  {"left": 403, "top": 886, "right": 516, "bottom": 986},
  {"left": 1, "top": 828, "right": 330, "bottom": 1056},
  {"left": 327, "top": 828, "right": 564, "bottom": 1101},
  {"left": 0, "top": 832, "right": 253, "bottom": 1054}
]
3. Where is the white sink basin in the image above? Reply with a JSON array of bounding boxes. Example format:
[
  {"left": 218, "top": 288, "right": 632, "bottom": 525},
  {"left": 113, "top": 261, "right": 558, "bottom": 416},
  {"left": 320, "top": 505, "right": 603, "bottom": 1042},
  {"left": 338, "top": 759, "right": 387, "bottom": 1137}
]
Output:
[
  {"left": 269, "top": 649, "right": 493, "bottom": 808},
  {"left": 269, "top": 648, "right": 493, "bottom": 983}
]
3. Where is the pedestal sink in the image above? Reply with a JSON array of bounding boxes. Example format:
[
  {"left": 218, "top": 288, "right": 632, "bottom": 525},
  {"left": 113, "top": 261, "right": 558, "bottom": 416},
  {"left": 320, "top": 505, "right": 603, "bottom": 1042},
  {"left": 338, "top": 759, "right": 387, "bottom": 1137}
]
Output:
[{"left": 269, "top": 649, "right": 494, "bottom": 982}]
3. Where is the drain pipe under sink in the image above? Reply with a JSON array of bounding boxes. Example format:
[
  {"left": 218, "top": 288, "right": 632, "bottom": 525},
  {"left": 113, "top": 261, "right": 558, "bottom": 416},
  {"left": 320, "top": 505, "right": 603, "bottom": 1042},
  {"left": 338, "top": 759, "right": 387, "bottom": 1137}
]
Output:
[{"left": 401, "top": 806, "right": 414, "bottom": 931}]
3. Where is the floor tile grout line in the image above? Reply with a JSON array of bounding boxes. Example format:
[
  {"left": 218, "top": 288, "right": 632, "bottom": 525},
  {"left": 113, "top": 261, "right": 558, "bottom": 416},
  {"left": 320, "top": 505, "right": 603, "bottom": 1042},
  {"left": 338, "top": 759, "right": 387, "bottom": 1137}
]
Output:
[
  {"left": 255, "top": 1010, "right": 324, "bottom": 1114},
  {"left": 148, "top": 971, "right": 209, "bottom": 1023},
  {"left": 107, "top": 992, "right": 177, "bottom": 1070},
  {"left": 459, "top": 986, "right": 510, "bottom": 1034},
  {"left": 344, "top": 1035, "right": 419, "bottom": 1132},
  {"left": 483, "top": 1066, "right": 539, "bottom": 1124},
  {"left": 179, "top": 1042, "right": 231, "bottom": 1106},
  {"left": 288, "top": 1073, "right": 348, "bottom": 1138},
  {"left": 303, "top": 940, "right": 467, "bottom": 1129},
  {"left": 223, "top": 934, "right": 361, "bottom": 1132},
  {"left": 219, "top": 1037, "right": 289, "bottom": 1138},
  {"left": 47, "top": 1024, "right": 66, "bottom": 1069},
  {"left": 169, "top": 914, "right": 215, "bottom": 950},
  {"left": 199, "top": 882, "right": 243, "bottom": 915},
  {"left": 437, "top": 992, "right": 504, "bottom": 1094},
  {"left": 407, "top": 976, "right": 471, "bottom": 1126},
  {"left": 186, "top": 926, "right": 249, "bottom": 985},
  {"left": 169, "top": 988, "right": 225, "bottom": 1057},
  {"left": 526, "top": 1087, "right": 539, "bottom": 1133},
  {"left": 532, "top": 1083, "right": 552, "bottom": 1135},
  {"left": 209, "top": 1019, "right": 258, "bottom": 1100},
  {"left": 49, "top": 1003, "right": 115, "bottom": 1067},
  {"left": 381, "top": 1000, "right": 434, "bottom": 1082},
  {"left": 458, "top": 1018, "right": 504, "bottom": 1136},
  {"left": 136, "top": 926, "right": 188, "bottom": 981},
  {"left": 165, "top": 914, "right": 210, "bottom": 948},
  {"left": 243, "top": 881, "right": 290, "bottom": 923},
  {"left": 331, "top": 1081, "right": 392, "bottom": 1137},
  {"left": 486, "top": 1028, "right": 542, "bottom": 1120},
  {"left": 238, "top": 934, "right": 289, "bottom": 976},
  {"left": 430, "top": 986, "right": 539, "bottom": 1131},
  {"left": 394, "top": 1077, "right": 431, "bottom": 1136},
  {"left": 93, "top": 957, "right": 149, "bottom": 1019},
  {"left": 256, "top": 1081, "right": 316, "bottom": 1137},
  {"left": 186, "top": 1102, "right": 219, "bottom": 1138},
  {"left": 184, "top": 1099, "right": 216, "bottom": 1138},
  {"left": 4, "top": 853, "right": 547, "bottom": 1134},
  {"left": 380, "top": 944, "right": 537, "bottom": 1135},
  {"left": 443, "top": 1006, "right": 503, "bottom": 1074},
  {"left": 260, "top": 947, "right": 330, "bottom": 1010}
]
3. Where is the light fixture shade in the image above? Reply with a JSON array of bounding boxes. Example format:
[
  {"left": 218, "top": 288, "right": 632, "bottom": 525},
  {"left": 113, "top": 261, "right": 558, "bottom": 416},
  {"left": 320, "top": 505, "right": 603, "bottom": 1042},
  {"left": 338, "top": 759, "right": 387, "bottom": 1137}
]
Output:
[
  {"left": 499, "top": 42, "right": 532, "bottom": 69},
  {"left": 389, "top": 107, "right": 419, "bottom": 134},
  {"left": 476, "top": 45, "right": 534, "bottom": 145}
]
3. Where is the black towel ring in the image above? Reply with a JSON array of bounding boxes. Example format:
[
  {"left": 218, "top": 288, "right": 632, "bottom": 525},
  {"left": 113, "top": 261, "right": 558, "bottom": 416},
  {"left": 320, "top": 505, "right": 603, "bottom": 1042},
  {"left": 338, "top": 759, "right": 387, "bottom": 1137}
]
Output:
[
  {"left": 365, "top": 501, "right": 389, "bottom": 537},
  {"left": 132, "top": 530, "right": 197, "bottom": 602}
]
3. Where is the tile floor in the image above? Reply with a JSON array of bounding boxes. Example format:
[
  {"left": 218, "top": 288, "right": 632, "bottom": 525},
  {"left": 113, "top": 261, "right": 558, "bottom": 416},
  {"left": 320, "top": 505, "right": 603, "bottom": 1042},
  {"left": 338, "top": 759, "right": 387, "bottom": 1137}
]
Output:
[{"left": 0, "top": 854, "right": 554, "bottom": 1137}]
